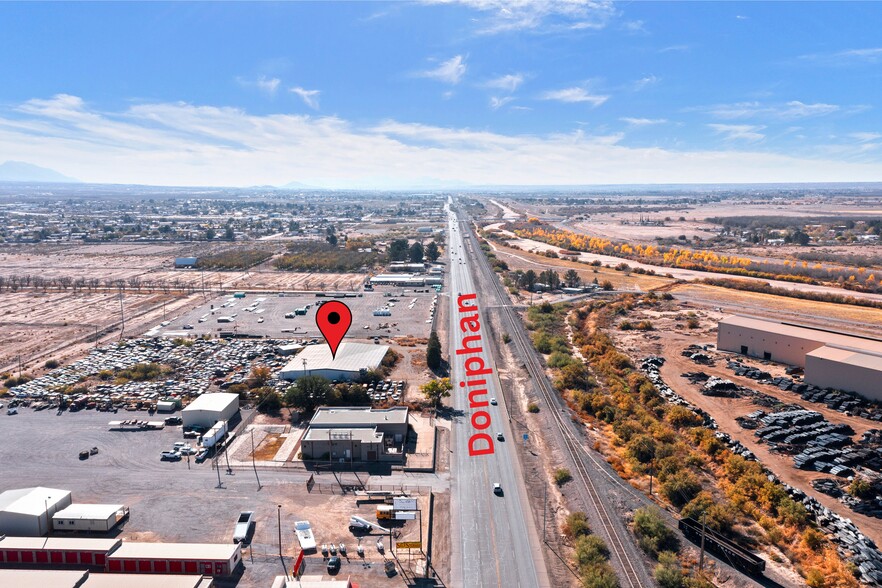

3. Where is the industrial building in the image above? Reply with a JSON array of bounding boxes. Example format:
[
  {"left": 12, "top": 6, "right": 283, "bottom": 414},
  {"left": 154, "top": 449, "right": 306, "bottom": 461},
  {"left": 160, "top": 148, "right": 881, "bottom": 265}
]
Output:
[
  {"left": 0, "top": 536, "right": 121, "bottom": 567},
  {"left": 181, "top": 393, "right": 239, "bottom": 428},
  {"left": 301, "top": 406, "right": 409, "bottom": 462},
  {"left": 279, "top": 342, "right": 389, "bottom": 381},
  {"left": 0, "top": 487, "right": 71, "bottom": 536},
  {"left": 717, "top": 315, "right": 882, "bottom": 402},
  {"left": 106, "top": 542, "right": 241, "bottom": 576},
  {"left": 53, "top": 504, "right": 130, "bottom": 533}
]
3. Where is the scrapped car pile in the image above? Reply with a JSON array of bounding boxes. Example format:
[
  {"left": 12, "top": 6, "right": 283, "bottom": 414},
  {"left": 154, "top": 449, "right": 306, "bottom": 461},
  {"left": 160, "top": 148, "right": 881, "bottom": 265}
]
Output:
[
  {"left": 7, "top": 338, "right": 293, "bottom": 412},
  {"left": 641, "top": 356, "right": 882, "bottom": 585},
  {"left": 727, "top": 360, "right": 882, "bottom": 422}
]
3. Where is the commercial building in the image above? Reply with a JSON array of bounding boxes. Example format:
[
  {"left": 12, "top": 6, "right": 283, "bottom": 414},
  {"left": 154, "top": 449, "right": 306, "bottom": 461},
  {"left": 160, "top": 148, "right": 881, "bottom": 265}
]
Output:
[
  {"left": 84, "top": 573, "right": 214, "bottom": 588},
  {"left": 0, "top": 487, "right": 72, "bottom": 536},
  {"left": 717, "top": 315, "right": 882, "bottom": 402},
  {"left": 301, "top": 406, "right": 409, "bottom": 462},
  {"left": 181, "top": 393, "right": 239, "bottom": 428},
  {"left": 0, "top": 569, "right": 88, "bottom": 588},
  {"left": 279, "top": 342, "right": 389, "bottom": 381},
  {"left": 106, "top": 542, "right": 241, "bottom": 576},
  {"left": 369, "top": 274, "right": 426, "bottom": 287},
  {"left": 52, "top": 504, "right": 130, "bottom": 533},
  {"left": 0, "top": 536, "right": 121, "bottom": 567}
]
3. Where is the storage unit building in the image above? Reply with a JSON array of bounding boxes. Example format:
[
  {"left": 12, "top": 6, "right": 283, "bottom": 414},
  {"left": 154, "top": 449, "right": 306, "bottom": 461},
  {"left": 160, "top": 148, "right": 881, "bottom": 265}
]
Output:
[
  {"left": 0, "top": 569, "right": 88, "bottom": 588},
  {"left": 84, "top": 573, "right": 215, "bottom": 588},
  {"left": 0, "top": 487, "right": 72, "bottom": 536},
  {"left": 182, "top": 393, "right": 239, "bottom": 428},
  {"left": 53, "top": 504, "right": 130, "bottom": 533},
  {"left": 0, "top": 536, "right": 121, "bottom": 567},
  {"left": 106, "top": 542, "right": 242, "bottom": 577},
  {"left": 279, "top": 342, "right": 389, "bottom": 381}
]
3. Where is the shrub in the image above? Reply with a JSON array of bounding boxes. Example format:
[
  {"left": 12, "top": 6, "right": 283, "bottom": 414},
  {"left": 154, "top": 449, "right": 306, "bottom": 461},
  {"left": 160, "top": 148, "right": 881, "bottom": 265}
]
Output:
[
  {"left": 527, "top": 402, "right": 540, "bottom": 413},
  {"left": 554, "top": 468, "right": 573, "bottom": 486},
  {"left": 601, "top": 280, "right": 614, "bottom": 291},
  {"left": 848, "top": 476, "right": 873, "bottom": 499},
  {"left": 626, "top": 434, "right": 657, "bottom": 464},
  {"left": 502, "top": 333, "right": 511, "bottom": 344},
  {"left": 666, "top": 406, "right": 704, "bottom": 429},
  {"left": 548, "top": 351, "right": 576, "bottom": 369},
  {"left": 802, "top": 527, "right": 825, "bottom": 551},
  {"left": 633, "top": 507, "right": 678, "bottom": 558},
  {"left": 564, "top": 511, "right": 591, "bottom": 539},
  {"left": 44, "top": 359, "right": 59, "bottom": 369},
  {"left": 686, "top": 317, "right": 700, "bottom": 329},
  {"left": 575, "top": 535, "right": 610, "bottom": 568},
  {"left": 661, "top": 470, "right": 701, "bottom": 508},
  {"left": 654, "top": 551, "right": 684, "bottom": 588}
]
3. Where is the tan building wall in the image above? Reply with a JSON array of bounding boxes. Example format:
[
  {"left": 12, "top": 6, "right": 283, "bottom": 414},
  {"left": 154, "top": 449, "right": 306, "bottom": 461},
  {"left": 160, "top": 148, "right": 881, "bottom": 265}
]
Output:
[
  {"left": 717, "top": 322, "right": 823, "bottom": 367},
  {"left": 805, "top": 350, "right": 882, "bottom": 403}
]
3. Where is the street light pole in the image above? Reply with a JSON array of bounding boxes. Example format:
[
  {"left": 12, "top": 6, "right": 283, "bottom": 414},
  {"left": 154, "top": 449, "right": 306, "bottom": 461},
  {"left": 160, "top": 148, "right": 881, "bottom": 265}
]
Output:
[
  {"left": 278, "top": 505, "right": 288, "bottom": 579},
  {"left": 251, "top": 430, "right": 262, "bottom": 490}
]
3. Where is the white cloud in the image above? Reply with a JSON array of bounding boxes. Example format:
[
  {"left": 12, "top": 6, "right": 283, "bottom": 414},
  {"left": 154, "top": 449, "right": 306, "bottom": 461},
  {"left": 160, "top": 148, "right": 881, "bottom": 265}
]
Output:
[
  {"left": 418, "top": 55, "right": 467, "bottom": 85},
  {"left": 483, "top": 73, "right": 525, "bottom": 92},
  {"left": 735, "top": 15, "right": 749, "bottom": 20},
  {"left": 623, "top": 20, "right": 646, "bottom": 33},
  {"left": 850, "top": 132, "right": 882, "bottom": 142},
  {"left": 540, "top": 87, "right": 608, "bottom": 106},
  {"left": 429, "top": 0, "right": 617, "bottom": 34},
  {"left": 489, "top": 96, "right": 514, "bottom": 110},
  {"left": 702, "top": 100, "right": 839, "bottom": 120},
  {"left": 621, "top": 117, "right": 667, "bottom": 126},
  {"left": 658, "top": 44, "right": 689, "bottom": 53},
  {"left": 237, "top": 76, "right": 281, "bottom": 97},
  {"left": 633, "top": 75, "right": 659, "bottom": 91},
  {"left": 3, "top": 93, "right": 882, "bottom": 188},
  {"left": 708, "top": 123, "right": 766, "bottom": 142},
  {"left": 799, "top": 47, "right": 882, "bottom": 66},
  {"left": 290, "top": 87, "right": 320, "bottom": 109}
]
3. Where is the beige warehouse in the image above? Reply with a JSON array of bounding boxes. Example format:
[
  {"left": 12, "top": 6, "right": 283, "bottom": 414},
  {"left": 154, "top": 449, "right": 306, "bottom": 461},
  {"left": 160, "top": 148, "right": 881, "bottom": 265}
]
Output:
[{"left": 717, "top": 315, "right": 882, "bottom": 402}]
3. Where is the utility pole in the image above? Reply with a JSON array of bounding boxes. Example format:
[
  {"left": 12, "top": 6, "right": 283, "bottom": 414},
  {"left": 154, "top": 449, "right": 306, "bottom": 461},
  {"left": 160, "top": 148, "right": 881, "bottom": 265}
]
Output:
[
  {"left": 278, "top": 505, "right": 288, "bottom": 579},
  {"left": 648, "top": 460, "right": 654, "bottom": 497},
  {"left": 118, "top": 291, "right": 126, "bottom": 339},
  {"left": 251, "top": 430, "right": 261, "bottom": 490},
  {"left": 542, "top": 483, "right": 547, "bottom": 542},
  {"left": 225, "top": 444, "right": 232, "bottom": 475},
  {"left": 699, "top": 511, "right": 707, "bottom": 576},
  {"left": 215, "top": 459, "right": 222, "bottom": 489}
]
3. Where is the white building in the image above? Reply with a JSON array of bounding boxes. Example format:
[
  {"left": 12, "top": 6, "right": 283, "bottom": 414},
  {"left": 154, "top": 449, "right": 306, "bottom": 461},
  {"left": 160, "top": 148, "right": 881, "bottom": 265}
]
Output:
[
  {"left": 53, "top": 504, "right": 130, "bottom": 533},
  {"left": 280, "top": 342, "right": 389, "bottom": 381},
  {"left": 182, "top": 393, "right": 240, "bottom": 428},
  {"left": 0, "top": 487, "right": 72, "bottom": 536}
]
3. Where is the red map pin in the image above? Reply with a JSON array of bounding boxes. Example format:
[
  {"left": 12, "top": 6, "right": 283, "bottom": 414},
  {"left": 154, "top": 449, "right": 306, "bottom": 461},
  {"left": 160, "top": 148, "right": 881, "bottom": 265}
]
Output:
[{"left": 315, "top": 300, "right": 352, "bottom": 359}]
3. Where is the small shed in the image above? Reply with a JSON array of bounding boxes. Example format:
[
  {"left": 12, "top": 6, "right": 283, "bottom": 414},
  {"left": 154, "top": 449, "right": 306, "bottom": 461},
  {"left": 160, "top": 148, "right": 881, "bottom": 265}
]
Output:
[{"left": 53, "top": 504, "right": 129, "bottom": 533}]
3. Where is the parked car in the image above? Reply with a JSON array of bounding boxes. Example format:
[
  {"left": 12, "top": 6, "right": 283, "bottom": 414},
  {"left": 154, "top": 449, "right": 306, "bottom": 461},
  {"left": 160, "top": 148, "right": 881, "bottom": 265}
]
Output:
[
  {"left": 164, "top": 416, "right": 182, "bottom": 425},
  {"left": 89, "top": 446, "right": 99, "bottom": 455},
  {"left": 160, "top": 450, "right": 182, "bottom": 461},
  {"left": 79, "top": 450, "right": 90, "bottom": 460},
  {"left": 327, "top": 556, "right": 341, "bottom": 573},
  {"left": 7, "top": 407, "right": 18, "bottom": 415},
  {"left": 195, "top": 449, "right": 209, "bottom": 463},
  {"left": 493, "top": 483, "right": 503, "bottom": 496},
  {"left": 183, "top": 324, "right": 194, "bottom": 330},
  {"left": 490, "top": 397, "right": 497, "bottom": 405}
]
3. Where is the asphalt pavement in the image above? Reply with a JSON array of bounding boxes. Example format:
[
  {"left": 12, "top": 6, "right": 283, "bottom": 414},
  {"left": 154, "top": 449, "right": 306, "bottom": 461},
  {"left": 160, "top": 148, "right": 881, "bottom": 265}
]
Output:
[{"left": 446, "top": 204, "right": 547, "bottom": 588}]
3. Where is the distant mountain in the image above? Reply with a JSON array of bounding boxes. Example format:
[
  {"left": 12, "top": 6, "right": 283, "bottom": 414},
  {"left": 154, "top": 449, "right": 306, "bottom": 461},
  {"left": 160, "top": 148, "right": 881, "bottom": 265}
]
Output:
[
  {"left": 279, "top": 180, "right": 317, "bottom": 189},
  {"left": 0, "top": 161, "right": 79, "bottom": 183}
]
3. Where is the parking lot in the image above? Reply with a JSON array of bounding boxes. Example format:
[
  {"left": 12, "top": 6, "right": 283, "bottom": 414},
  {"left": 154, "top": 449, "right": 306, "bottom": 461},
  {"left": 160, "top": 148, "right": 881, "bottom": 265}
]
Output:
[
  {"left": 148, "top": 288, "right": 439, "bottom": 341},
  {"left": 0, "top": 408, "right": 420, "bottom": 587}
]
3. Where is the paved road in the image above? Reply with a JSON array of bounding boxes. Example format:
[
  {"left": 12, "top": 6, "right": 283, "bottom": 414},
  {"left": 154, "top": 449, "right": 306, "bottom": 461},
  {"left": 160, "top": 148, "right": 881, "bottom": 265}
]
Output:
[{"left": 446, "top": 204, "right": 546, "bottom": 588}]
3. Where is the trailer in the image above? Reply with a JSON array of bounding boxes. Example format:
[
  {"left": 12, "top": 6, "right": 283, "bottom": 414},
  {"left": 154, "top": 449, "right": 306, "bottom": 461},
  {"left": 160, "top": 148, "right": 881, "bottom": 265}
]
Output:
[
  {"left": 348, "top": 515, "right": 389, "bottom": 534},
  {"left": 198, "top": 421, "right": 228, "bottom": 448},
  {"left": 678, "top": 517, "right": 765, "bottom": 575}
]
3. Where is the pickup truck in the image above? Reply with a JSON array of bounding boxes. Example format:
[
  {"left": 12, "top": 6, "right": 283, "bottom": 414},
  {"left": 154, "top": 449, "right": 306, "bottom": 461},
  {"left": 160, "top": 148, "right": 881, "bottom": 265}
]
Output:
[
  {"left": 233, "top": 511, "right": 255, "bottom": 544},
  {"left": 294, "top": 520, "right": 317, "bottom": 551}
]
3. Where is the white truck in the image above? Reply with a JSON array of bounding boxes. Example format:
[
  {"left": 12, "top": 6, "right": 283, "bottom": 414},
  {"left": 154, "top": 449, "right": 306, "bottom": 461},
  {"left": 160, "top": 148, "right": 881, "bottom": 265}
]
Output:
[
  {"left": 348, "top": 515, "right": 390, "bottom": 534},
  {"left": 294, "top": 520, "right": 317, "bottom": 551},
  {"left": 233, "top": 511, "right": 254, "bottom": 544},
  {"left": 199, "top": 420, "right": 228, "bottom": 448}
]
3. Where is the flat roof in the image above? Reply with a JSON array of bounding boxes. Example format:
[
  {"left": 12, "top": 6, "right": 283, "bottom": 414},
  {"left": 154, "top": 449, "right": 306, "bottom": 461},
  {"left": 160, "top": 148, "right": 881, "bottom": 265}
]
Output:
[
  {"left": 310, "top": 406, "right": 408, "bottom": 427},
  {"left": 281, "top": 342, "right": 389, "bottom": 374},
  {"left": 84, "top": 573, "right": 211, "bottom": 588},
  {"left": 807, "top": 345, "right": 882, "bottom": 371},
  {"left": 182, "top": 393, "right": 239, "bottom": 413},
  {"left": 303, "top": 428, "right": 384, "bottom": 443},
  {"left": 108, "top": 542, "right": 239, "bottom": 561},
  {"left": 0, "top": 569, "right": 87, "bottom": 588},
  {"left": 0, "top": 487, "right": 70, "bottom": 516},
  {"left": 54, "top": 504, "right": 125, "bottom": 520},
  {"left": 720, "top": 315, "right": 882, "bottom": 355},
  {"left": 0, "top": 536, "right": 121, "bottom": 551}
]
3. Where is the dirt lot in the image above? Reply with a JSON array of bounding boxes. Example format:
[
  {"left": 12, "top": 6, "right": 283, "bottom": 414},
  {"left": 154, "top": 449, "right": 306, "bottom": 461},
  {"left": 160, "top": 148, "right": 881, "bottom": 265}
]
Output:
[{"left": 609, "top": 304, "right": 882, "bottom": 550}]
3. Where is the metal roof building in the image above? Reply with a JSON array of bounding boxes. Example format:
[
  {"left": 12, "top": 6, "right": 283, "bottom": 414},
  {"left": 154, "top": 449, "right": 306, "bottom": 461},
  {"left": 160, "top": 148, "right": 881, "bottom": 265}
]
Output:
[
  {"left": 107, "top": 542, "right": 241, "bottom": 577},
  {"left": 0, "top": 487, "right": 72, "bottom": 536},
  {"left": 0, "top": 569, "right": 88, "bottom": 588},
  {"left": 0, "top": 536, "right": 121, "bottom": 567},
  {"left": 182, "top": 393, "right": 239, "bottom": 428},
  {"left": 717, "top": 315, "right": 882, "bottom": 401},
  {"left": 84, "top": 573, "right": 214, "bottom": 588},
  {"left": 301, "top": 407, "right": 409, "bottom": 463},
  {"left": 279, "top": 342, "right": 389, "bottom": 381}
]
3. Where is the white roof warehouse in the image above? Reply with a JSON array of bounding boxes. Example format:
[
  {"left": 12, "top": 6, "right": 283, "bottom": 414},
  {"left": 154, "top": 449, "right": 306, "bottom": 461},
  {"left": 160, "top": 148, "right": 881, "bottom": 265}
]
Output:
[{"left": 279, "top": 342, "right": 389, "bottom": 381}]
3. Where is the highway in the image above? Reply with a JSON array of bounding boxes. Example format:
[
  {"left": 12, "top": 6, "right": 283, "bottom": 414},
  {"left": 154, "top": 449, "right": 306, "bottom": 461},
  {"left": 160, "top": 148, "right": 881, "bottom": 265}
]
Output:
[{"left": 446, "top": 204, "right": 547, "bottom": 588}]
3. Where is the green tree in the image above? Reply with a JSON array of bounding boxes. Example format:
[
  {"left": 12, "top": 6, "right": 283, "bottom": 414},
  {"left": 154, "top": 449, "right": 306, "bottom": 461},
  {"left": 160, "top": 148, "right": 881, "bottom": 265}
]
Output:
[
  {"left": 388, "top": 239, "right": 409, "bottom": 261},
  {"left": 633, "top": 507, "right": 678, "bottom": 558},
  {"left": 256, "top": 389, "right": 282, "bottom": 414},
  {"left": 224, "top": 225, "right": 235, "bottom": 241},
  {"left": 421, "top": 378, "right": 452, "bottom": 407},
  {"left": 425, "top": 241, "right": 440, "bottom": 262},
  {"left": 204, "top": 227, "right": 216, "bottom": 240},
  {"left": 426, "top": 331, "right": 442, "bottom": 370},
  {"left": 564, "top": 269, "right": 582, "bottom": 288},
  {"left": 284, "top": 375, "right": 333, "bottom": 413},
  {"left": 409, "top": 241, "right": 424, "bottom": 263}
]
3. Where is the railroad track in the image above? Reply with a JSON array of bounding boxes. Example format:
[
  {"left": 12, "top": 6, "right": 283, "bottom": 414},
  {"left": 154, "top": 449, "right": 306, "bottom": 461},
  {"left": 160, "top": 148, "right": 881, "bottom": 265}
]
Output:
[{"left": 459, "top": 214, "right": 647, "bottom": 588}]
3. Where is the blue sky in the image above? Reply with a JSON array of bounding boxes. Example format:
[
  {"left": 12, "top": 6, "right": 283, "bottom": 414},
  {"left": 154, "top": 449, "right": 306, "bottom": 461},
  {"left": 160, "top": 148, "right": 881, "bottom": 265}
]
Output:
[{"left": 1, "top": 1, "right": 881, "bottom": 187}]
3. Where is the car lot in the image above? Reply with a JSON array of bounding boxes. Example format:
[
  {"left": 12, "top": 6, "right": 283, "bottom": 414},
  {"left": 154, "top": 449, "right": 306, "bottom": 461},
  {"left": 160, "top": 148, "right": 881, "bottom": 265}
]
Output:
[
  {"left": 151, "top": 289, "right": 438, "bottom": 340},
  {"left": 0, "top": 408, "right": 413, "bottom": 587}
]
